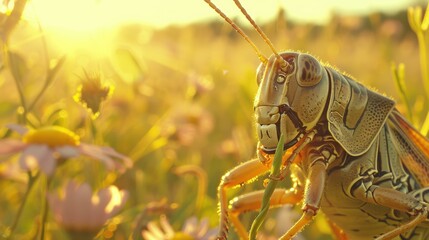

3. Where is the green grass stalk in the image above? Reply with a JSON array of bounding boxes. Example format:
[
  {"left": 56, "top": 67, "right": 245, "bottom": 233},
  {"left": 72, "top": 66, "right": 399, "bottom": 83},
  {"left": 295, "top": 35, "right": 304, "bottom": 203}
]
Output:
[
  {"left": 6, "top": 172, "right": 39, "bottom": 240},
  {"left": 174, "top": 165, "right": 207, "bottom": 212},
  {"left": 408, "top": 5, "right": 429, "bottom": 135},
  {"left": 249, "top": 134, "right": 284, "bottom": 240},
  {"left": 392, "top": 63, "right": 415, "bottom": 124},
  {"left": 38, "top": 176, "right": 53, "bottom": 240}
]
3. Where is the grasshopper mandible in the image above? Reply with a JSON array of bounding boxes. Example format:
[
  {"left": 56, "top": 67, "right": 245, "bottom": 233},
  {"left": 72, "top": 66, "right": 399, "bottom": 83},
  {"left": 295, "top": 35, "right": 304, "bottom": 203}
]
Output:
[{"left": 202, "top": 0, "right": 429, "bottom": 239}]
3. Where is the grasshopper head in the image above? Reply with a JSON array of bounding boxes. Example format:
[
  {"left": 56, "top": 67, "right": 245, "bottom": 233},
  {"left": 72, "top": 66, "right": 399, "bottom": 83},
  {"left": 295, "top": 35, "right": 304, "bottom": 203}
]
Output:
[{"left": 254, "top": 52, "right": 329, "bottom": 153}]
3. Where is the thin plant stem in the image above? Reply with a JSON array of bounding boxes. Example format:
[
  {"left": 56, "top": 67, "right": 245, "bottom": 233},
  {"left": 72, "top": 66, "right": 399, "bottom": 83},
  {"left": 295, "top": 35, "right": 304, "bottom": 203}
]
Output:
[
  {"left": 417, "top": 31, "right": 429, "bottom": 136},
  {"left": 173, "top": 164, "right": 207, "bottom": 212},
  {"left": 421, "top": 112, "right": 429, "bottom": 135},
  {"left": 416, "top": 32, "right": 429, "bottom": 100},
  {"left": 249, "top": 134, "right": 284, "bottom": 240},
  {"left": 38, "top": 175, "right": 53, "bottom": 240},
  {"left": 0, "top": 0, "right": 63, "bottom": 120},
  {"left": 129, "top": 112, "right": 169, "bottom": 160},
  {"left": 415, "top": 30, "right": 429, "bottom": 136},
  {"left": 392, "top": 63, "right": 414, "bottom": 124},
  {"left": 408, "top": 6, "right": 429, "bottom": 135},
  {"left": 27, "top": 56, "right": 66, "bottom": 112},
  {"left": 0, "top": 0, "right": 29, "bottom": 124},
  {"left": 7, "top": 172, "right": 40, "bottom": 240},
  {"left": 1, "top": 41, "right": 28, "bottom": 123}
]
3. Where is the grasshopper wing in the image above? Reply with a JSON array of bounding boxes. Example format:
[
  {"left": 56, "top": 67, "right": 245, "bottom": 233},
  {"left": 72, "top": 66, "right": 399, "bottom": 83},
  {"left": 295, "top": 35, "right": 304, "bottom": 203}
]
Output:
[{"left": 388, "top": 109, "right": 429, "bottom": 187}]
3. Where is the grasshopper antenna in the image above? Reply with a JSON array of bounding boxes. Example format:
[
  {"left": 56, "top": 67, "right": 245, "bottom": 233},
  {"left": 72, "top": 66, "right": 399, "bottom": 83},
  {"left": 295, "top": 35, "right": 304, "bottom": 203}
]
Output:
[
  {"left": 232, "top": 0, "right": 290, "bottom": 71},
  {"left": 203, "top": 0, "right": 268, "bottom": 64}
]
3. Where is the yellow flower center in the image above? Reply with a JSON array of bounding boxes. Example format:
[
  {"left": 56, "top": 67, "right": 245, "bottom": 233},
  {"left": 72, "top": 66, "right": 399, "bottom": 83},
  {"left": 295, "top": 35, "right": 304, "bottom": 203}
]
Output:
[
  {"left": 23, "top": 126, "right": 80, "bottom": 147},
  {"left": 170, "top": 232, "right": 194, "bottom": 240}
]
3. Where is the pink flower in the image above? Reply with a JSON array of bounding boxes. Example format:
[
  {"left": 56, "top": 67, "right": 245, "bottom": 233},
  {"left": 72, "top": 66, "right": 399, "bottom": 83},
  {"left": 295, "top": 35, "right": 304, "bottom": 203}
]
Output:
[
  {"left": 163, "top": 104, "right": 213, "bottom": 147},
  {"left": 0, "top": 124, "right": 132, "bottom": 175},
  {"left": 186, "top": 72, "right": 214, "bottom": 99},
  {"left": 48, "top": 180, "right": 128, "bottom": 232}
]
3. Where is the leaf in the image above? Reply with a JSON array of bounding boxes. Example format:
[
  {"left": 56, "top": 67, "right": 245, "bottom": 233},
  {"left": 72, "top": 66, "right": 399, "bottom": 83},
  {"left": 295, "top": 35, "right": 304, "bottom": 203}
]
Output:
[{"left": 7, "top": 50, "right": 28, "bottom": 83}]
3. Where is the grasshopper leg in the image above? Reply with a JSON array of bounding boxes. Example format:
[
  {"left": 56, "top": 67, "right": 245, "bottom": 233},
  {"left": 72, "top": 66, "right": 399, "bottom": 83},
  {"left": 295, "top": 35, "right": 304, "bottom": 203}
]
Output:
[
  {"left": 216, "top": 158, "right": 271, "bottom": 239},
  {"left": 216, "top": 150, "right": 293, "bottom": 239},
  {"left": 353, "top": 185, "right": 429, "bottom": 239},
  {"left": 280, "top": 153, "right": 330, "bottom": 240},
  {"left": 229, "top": 186, "right": 304, "bottom": 239},
  {"left": 327, "top": 219, "right": 348, "bottom": 240}
]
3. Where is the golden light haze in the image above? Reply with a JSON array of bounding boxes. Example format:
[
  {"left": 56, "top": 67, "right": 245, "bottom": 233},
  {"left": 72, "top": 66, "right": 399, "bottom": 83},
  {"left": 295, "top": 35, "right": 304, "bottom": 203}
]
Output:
[{"left": 24, "top": 0, "right": 425, "bottom": 31}]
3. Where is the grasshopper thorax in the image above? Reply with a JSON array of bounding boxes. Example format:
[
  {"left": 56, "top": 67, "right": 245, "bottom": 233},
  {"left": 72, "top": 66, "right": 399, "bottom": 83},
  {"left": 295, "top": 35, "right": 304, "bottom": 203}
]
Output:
[{"left": 254, "top": 52, "right": 329, "bottom": 152}]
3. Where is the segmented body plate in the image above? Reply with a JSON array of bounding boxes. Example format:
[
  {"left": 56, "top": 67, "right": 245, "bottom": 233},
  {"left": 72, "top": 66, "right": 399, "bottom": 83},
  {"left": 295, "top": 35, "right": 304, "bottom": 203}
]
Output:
[
  {"left": 291, "top": 67, "right": 429, "bottom": 239},
  {"left": 294, "top": 115, "right": 429, "bottom": 239},
  {"left": 326, "top": 67, "right": 395, "bottom": 157}
]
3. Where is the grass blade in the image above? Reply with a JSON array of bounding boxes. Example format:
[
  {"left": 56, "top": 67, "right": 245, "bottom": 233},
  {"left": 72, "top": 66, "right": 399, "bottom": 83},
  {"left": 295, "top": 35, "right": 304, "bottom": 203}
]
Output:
[{"left": 249, "top": 134, "right": 285, "bottom": 239}]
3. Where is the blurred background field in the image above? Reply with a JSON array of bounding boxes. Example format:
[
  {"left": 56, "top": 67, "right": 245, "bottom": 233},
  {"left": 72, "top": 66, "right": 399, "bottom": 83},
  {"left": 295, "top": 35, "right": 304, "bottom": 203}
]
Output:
[{"left": 1, "top": 0, "right": 429, "bottom": 239}]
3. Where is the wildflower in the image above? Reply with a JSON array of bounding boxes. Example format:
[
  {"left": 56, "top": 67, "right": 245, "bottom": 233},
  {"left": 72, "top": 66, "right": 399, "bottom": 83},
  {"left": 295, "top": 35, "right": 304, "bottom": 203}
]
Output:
[
  {"left": 74, "top": 71, "right": 113, "bottom": 118},
  {"left": 218, "top": 127, "right": 253, "bottom": 161},
  {"left": 48, "top": 180, "right": 128, "bottom": 232},
  {"left": 142, "top": 215, "right": 216, "bottom": 240},
  {"left": 186, "top": 72, "right": 214, "bottom": 99},
  {"left": 163, "top": 104, "right": 213, "bottom": 147},
  {"left": 380, "top": 20, "right": 403, "bottom": 38},
  {"left": 0, "top": 124, "right": 132, "bottom": 175}
]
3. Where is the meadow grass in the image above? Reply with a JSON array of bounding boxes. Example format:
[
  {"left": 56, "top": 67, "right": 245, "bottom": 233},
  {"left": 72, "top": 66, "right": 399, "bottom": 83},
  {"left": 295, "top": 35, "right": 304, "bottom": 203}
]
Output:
[{"left": 0, "top": 2, "right": 428, "bottom": 240}]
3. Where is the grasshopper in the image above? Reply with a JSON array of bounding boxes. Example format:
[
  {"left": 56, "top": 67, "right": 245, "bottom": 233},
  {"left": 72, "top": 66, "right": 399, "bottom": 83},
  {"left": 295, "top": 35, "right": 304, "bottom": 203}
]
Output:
[{"left": 202, "top": 0, "right": 429, "bottom": 239}]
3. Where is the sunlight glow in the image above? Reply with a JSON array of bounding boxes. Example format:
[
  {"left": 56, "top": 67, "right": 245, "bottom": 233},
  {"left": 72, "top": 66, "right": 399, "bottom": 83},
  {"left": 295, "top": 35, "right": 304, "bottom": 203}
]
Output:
[
  {"left": 24, "top": 0, "right": 424, "bottom": 32},
  {"left": 27, "top": 0, "right": 111, "bottom": 32}
]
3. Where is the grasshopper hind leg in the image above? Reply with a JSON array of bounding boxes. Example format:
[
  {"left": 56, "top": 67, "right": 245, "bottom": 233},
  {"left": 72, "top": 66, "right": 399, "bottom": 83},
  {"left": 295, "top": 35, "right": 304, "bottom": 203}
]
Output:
[{"left": 352, "top": 184, "right": 429, "bottom": 240}]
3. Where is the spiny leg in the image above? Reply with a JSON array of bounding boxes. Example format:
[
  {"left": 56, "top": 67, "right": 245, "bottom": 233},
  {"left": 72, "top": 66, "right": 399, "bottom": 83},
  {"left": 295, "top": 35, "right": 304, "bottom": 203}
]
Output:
[
  {"left": 216, "top": 131, "right": 318, "bottom": 239},
  {"left": 216, "top": 158, "right": 271, "bottom": 239},
  {"left": 280, "top": 150, "right": 334, "bottom": 240},
  {"left": 228, "top": 182, "right": 304, "bottom": 239},
  {"left": 216, "top": 150, "right": 294, "bottom": 239}
]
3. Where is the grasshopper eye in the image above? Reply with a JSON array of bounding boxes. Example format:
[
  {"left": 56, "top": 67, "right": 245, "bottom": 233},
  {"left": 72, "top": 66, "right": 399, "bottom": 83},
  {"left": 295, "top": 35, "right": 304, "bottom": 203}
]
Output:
[{"left": 276, "top": 73, "right": 286, "bottom": 84}]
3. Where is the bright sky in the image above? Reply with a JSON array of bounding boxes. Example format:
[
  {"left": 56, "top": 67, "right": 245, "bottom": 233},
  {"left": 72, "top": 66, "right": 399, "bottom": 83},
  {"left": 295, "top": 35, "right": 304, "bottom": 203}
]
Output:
[{"left": 23, "top": 0, "right": 426, "bottom": 31}]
